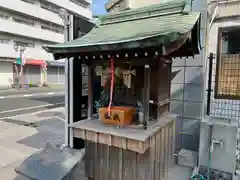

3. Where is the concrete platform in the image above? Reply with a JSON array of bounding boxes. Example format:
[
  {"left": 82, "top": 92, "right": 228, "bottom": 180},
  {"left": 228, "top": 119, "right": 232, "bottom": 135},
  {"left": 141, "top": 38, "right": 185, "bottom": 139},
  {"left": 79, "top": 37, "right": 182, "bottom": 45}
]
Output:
[{"left": 168, "top": 165, "right": 192, "bottom": 180}]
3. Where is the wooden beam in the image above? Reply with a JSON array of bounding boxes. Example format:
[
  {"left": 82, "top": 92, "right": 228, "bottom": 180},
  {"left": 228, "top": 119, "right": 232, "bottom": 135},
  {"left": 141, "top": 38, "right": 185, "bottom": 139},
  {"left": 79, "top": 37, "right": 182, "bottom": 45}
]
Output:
[
  {"left": 87, "top": 65, "right": 93, "bottom": 119},
  {"left": 143, "top": 64, "right": 151, "bottom": 129}
]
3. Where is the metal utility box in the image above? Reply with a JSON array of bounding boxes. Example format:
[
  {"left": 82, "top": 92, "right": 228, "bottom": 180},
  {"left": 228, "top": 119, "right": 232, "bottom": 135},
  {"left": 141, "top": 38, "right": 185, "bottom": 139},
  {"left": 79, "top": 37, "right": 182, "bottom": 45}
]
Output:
[{"left": 199, "top": 116, "right": 238, "bottom": 174}]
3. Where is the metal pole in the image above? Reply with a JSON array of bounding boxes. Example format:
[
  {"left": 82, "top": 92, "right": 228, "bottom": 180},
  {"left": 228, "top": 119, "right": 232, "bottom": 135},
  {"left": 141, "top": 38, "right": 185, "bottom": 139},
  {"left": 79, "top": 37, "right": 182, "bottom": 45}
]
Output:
[
  {"left": 63, "top": 13, "right": 70, "bottom": 147},
  {"left": 20, "top": 50, "right": 23, "bottom": 88},
  {"left": 68, "top": 14, "right": 74, "bottom": 148},
  {"left": 57, "top": 64, "right": 59, "bottom": 84},
  {"left": 206, "top": 53, "right": 214, "bottom": 115}
]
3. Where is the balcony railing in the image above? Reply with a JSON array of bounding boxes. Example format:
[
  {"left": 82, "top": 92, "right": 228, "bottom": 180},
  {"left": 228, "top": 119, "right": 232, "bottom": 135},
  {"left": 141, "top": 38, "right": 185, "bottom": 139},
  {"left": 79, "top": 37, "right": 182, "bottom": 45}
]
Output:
[
  {"left": 0, "top": 18, "right": 64, "bottom": 43},
  {"left": 0, "top": 0, "right": 63, "bottom": 26}
]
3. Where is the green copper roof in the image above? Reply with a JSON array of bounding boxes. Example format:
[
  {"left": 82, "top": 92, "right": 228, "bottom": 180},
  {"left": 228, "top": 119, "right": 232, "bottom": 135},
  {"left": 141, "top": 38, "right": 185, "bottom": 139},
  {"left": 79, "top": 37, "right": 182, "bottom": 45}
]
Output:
[{"left": 45, "top": 0, "right": 200, "bottom": 55}]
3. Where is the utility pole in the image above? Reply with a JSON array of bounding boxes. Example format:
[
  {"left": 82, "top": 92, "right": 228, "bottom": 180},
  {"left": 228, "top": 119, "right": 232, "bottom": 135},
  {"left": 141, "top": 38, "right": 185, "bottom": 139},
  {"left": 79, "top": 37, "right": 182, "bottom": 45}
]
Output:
[
  {"left": 58, "top": 8, "right": 74, "bottom": 148},
  {"left": 59, "top": 10, "right": 94, "bottom": 149}
]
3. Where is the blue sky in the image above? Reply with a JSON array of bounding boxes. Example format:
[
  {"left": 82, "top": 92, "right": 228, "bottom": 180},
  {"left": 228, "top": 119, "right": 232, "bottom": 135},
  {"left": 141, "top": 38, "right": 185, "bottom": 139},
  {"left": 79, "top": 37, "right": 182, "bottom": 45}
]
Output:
[{"left": 92, "top": 0, "right": 107, "bottom": 15}]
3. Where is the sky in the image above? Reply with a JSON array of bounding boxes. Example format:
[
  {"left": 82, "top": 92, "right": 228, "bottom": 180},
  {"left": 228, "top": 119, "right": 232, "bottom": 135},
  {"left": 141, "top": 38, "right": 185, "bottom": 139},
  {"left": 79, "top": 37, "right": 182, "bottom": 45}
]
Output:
[{"left": 92, "top": 0, "right": 107, "bottom": 15}]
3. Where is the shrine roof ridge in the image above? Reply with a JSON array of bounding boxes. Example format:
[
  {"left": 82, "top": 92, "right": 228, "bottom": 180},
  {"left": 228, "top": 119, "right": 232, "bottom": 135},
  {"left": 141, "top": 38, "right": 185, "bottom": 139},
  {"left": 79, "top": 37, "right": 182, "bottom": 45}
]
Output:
[
  {"left": 44, "top": 0, "right": 200, "bottom": 58},
  {"left": 98, "top": 0, "right": 190, "bottom": 25}
]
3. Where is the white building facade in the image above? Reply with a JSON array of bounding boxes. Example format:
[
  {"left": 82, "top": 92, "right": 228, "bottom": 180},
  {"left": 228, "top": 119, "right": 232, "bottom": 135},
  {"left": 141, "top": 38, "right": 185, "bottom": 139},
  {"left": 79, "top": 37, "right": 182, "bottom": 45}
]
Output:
[{"left": 0, "top": 0, "right": 92, "bottom": 88}]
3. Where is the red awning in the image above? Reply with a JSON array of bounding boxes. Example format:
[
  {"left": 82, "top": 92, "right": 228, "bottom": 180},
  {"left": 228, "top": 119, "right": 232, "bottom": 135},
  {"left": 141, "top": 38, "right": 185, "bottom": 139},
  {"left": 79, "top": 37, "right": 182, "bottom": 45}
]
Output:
[{"left": 25, "top": 59, "right": 46, "bottom": 66}]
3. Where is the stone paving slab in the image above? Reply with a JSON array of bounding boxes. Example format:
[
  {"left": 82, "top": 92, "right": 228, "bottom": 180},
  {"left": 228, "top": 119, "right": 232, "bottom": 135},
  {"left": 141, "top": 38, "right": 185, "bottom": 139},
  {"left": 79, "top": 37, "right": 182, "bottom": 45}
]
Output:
[
  {"left": 8, "top": 107, "right": 65, "bottom": 123},
  {"left": 17, "top": 131, "right": 64, "bottom": 150},
  {"left": 0, "top": 107, "right": 66, "bottom": 179},
  {"left": 0, "top": 160, "right": 28, "bottom": 180},
  {"left": 0, "top": 121, "right": 38, "bottom": 142},
  {"left": 15, "top": 143, "right": 85, "bottom": 180}
]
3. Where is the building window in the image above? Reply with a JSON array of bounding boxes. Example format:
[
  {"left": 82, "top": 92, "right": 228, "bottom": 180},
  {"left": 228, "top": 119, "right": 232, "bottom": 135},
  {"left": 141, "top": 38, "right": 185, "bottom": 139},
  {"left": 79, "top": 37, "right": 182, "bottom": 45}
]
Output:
[
  {"left": 0, "top": 39, "right": 10, "bottom": 44},
  {"left": 40, "top": 1, "right": 59, "bottom": 14},
  {"left": 70, "top": 0, "right": 90, "bottom": 8},
  {"left": 41, "top": 21, "right": 64, "bottom": 34},
  {"left": 215, "top": 26, "right": 240, "bottom": 99},
  {"left": 14, "top": 40, "right": 35, "bottom": 48},
  {"left": 13, "top": 15, "right": 34, "bottom": 26},
  {"left": 20, "top": 0, "right": 35, "bottom": 4},
  {"left": 0, "top": 11, "right": 9, "bottom": 20}
]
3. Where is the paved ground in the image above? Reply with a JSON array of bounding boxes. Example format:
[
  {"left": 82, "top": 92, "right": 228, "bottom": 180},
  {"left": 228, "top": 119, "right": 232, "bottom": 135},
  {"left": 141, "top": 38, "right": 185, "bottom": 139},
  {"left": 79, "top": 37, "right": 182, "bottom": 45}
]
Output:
[{"left": 0, "top": 107, "right": 67, "bottom": 180}]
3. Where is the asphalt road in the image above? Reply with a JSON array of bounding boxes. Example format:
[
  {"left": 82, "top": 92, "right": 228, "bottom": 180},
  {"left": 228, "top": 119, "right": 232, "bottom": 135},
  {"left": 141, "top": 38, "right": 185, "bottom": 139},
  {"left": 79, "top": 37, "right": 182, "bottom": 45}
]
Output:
[
  {"left": 0, "top": 88, "right": 63, "bottom": 97},
  {"left": 0, "top": 89, "right": 65, "bottom": 118}
]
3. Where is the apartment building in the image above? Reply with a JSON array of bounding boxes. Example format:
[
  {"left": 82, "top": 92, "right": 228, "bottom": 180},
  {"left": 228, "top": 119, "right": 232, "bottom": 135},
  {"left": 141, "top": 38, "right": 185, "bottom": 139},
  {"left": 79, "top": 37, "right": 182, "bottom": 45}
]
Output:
[{"left": 0, "top": 0, "right": 92, "bottom": 87}]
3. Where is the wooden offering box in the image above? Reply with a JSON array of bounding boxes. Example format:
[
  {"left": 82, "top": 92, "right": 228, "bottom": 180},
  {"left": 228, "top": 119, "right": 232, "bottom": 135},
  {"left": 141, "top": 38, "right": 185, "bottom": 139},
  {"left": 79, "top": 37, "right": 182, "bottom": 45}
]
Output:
[
  {"left": 70, "top": 113, "right": 176, "bottom": 180},
  {"left": 99, "top": 106, "right": 136, "bottom": 126}
]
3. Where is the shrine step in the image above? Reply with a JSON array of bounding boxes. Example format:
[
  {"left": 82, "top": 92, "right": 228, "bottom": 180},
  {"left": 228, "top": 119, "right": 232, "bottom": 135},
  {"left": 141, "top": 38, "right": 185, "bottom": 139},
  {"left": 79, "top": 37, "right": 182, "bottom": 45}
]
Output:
[{"left": 14, "top": 142, "right": 85, "bottom": 180}]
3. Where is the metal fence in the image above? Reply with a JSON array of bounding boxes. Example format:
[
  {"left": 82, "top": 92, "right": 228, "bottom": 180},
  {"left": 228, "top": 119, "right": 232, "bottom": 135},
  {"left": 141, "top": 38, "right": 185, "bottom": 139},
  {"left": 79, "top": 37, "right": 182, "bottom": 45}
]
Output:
[{"left": 207, "top": 52, "right": 240, "bottom": 119}]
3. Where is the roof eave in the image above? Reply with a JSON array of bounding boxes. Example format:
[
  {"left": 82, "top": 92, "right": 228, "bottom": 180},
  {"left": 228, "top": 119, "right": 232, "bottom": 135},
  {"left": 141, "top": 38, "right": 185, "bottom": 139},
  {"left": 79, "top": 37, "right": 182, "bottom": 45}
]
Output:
[
  {"left": 45, "top": 32, "right": 181, "bottom": 55},
  {"left": 48, "top": 29, "right": 200, "bottom": 60}
]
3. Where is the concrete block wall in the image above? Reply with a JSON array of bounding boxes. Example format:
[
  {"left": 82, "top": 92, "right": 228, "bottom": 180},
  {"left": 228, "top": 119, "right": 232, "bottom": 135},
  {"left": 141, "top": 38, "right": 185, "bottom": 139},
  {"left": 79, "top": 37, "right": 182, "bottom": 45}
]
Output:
[
  {"left": 171, "top": 56, "right": 204, "bottom": 151},
  {"left": 170, "top": 0, "right": 207, "bottom": 151}
]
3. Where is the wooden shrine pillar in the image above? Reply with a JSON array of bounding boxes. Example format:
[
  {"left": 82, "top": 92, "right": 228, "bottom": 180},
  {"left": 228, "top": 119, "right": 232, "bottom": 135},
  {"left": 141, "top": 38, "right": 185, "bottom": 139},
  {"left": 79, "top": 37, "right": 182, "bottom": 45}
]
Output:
[
  {"left": 87, "top": 64, "right": 93, "bottom": 119},
  {"left": 71, "top": 56, "right": 86, "bottom": 149},
  {"left": 143, "top": 64, "right": 150, "bottom": 128}
]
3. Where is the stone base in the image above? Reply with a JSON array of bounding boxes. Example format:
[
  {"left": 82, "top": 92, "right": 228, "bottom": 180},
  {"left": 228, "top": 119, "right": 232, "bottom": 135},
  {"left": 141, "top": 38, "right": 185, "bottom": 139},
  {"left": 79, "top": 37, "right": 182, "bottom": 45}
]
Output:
[{"left": 15, "top": 143, "right": 85, "bottom": 180}]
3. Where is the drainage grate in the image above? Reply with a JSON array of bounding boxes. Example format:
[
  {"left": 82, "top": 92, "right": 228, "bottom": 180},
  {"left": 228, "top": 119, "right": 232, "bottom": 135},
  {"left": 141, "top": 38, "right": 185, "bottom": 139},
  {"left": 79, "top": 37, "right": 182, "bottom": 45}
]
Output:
[{"left": 24, "top": 122, "right": 38, "bottom": 128}]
